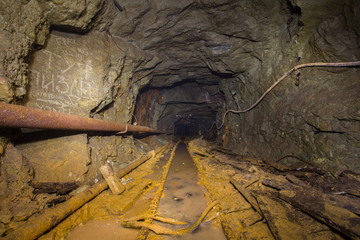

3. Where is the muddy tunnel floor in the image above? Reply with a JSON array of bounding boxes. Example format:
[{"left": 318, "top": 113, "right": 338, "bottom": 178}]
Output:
[
  {"left": 150, "top": 143, "right": 226, "bottom": 239},
  {"left": 5, "top": 138, "right": 360, "bottom": 240},
  {"left": 65, "top": 142, "right": 226, "bottom": 240}
]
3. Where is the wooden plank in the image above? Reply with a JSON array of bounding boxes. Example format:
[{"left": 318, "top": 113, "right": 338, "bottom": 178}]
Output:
[
  {"left": 30, "top": 182, "right": 79, "bottom": 195},
  {"left": 264, "top": 177, "right": 360, "bottom": 215},
  {"left": 230, "top": 178, "right": 263, "bottom": 217},
  {"left": 256, "top": 192, "right": 305, "bottom": 240},
  {"left": 262, "top": 178, "right": 360, "bottom": 239}
]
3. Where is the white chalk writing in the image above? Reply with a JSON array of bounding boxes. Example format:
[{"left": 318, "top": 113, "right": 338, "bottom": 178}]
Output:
[
  {"left": 55, "top": 37, "right": 76, "bottom": 46},
  {"left": 28, "top": 32, "right": 104, "bottom": 114},
  {"left": 30, "top": 70, "right": 97, "bottom": 100}
]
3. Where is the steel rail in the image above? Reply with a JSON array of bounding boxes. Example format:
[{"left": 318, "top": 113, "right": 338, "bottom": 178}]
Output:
[{"left": 0, "top": 102, "right": 163, "bottom": 134}]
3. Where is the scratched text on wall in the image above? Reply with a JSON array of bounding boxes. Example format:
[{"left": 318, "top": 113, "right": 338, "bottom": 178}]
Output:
[{"left": 27, "top": 31, "right": 109, "bottom": 116}]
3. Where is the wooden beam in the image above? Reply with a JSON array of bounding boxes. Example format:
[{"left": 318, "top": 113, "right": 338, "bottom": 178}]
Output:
[{"left": 262, "top": 178, "right": 360, "bottom": 239}]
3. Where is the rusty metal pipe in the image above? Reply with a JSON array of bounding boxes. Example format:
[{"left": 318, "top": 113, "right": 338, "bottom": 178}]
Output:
[{"left": 0, "top": 102, "right": 163, "bottom": 134}]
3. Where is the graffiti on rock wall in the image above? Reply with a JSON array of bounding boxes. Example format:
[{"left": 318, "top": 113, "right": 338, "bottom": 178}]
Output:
[{"left": 27, "top": 31, "right": 109, "bottom": 116}]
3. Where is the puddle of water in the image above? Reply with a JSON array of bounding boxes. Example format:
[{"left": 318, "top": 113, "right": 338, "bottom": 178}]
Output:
[
  {"left": 66, "top": 218, "right": 139, "bottom": 240},
  {"left": 156, "top": 143, "right": 227, "bottom": 240}
]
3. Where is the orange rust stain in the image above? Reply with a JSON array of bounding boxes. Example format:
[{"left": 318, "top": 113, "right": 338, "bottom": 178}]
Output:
[
  {"left": 222, "top": 125, "right": 230, "bottom": 146},
  {"left": 134, "top": 90, "right": 162, "bottom": 126}
]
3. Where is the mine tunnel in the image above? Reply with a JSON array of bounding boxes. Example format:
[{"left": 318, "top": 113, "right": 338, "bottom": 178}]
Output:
[{"left": 0, "top": 0, "right": 360, "bottom": 239}]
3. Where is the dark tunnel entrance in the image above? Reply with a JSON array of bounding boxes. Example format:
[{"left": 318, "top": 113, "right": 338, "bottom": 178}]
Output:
[
  {"left": 132, "top": 81, "right": 224, "bottom": 140},
  {"left": 174, "top": 122, "right": 199, "bottom": 137},
  {"left": 172, "top": 115, "right": 218, "bottom": 139}
]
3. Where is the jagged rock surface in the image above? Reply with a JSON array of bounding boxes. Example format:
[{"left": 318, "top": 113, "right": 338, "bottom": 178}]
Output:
[{"left": 102, "top": 0, "right": 360, "bottom": 175}]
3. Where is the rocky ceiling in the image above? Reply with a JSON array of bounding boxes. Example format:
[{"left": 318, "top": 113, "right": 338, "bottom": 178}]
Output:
[
  {"left": 105, "top": 0, "right": 296, "bottom": 86},
  {"left": 96, "top": 0, "right": 303, "bottom": 134}
]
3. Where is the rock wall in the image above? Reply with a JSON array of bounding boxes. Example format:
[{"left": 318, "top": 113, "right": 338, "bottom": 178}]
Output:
[
  {"left": 0, "top": 0, "right": 159, "bottom": 233},
  {"left": 101, "top": 0, "right": 359, "bottom": 175},
  {"left": 89, "top": 0, "right": 360, "bottom": 175},
  {"left": 0, "top": 0, "right": 160, "bottom": 175},
  {"left": 18, "top": 29, "right": 158, "bottom": 183},
  {"left": 0, "top": 143, "right": 35, "bottom": 233},
  {"left": 219, "top": 0, "right": 360, "bottom": 175},
  {"left": 17, "top": 134, "right": 90, "bottom": 182},
  {"left": 0, "top": 0, "right": 106, "bottom": 103}
]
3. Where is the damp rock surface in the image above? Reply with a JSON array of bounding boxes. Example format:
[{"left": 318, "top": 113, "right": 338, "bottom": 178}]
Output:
[
  {"left": 0, "top": 0, "right": 358, "bottom": 178},
  {"left": 17, "top": 134, "right": 90, "bottom": 182},
  {"left": 97, "top": 0, "right": 360, "bottom": 174}
]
